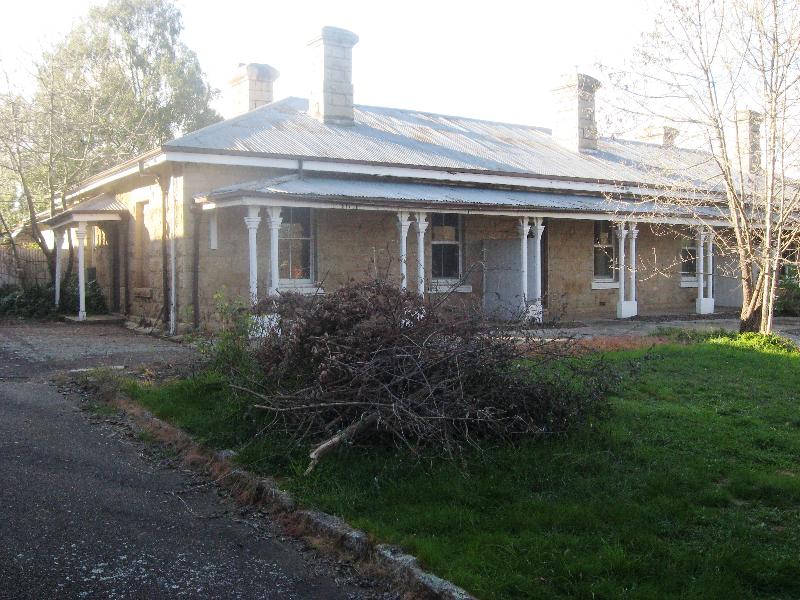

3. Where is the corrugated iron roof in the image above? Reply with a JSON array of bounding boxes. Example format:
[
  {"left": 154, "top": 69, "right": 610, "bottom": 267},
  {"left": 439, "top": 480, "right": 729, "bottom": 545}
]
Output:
[
  {"left": 67, "top": 194, "right": 128, "bottom": 213},
  {"left": 42, "top": 194, "right": 128, "bottom": 227},
  {"left": 200, "top": 175, "right": 727, "bottom": 222},
  {"left": 168, "top": 97, "right": 725, "bottom": 191}
]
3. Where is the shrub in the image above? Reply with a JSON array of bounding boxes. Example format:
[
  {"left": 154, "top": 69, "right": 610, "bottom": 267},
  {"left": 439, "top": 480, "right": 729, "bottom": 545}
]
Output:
[
  {"left": 713, "top": 332, "right": 798, "bottom": 354},
  {"left": 199, "top": 291, "right": 260, "bottom": 380},
  {"left": 224, "top": 280, "right": 620, "bottom": 470},
  {"left": 775, "top": 280, "right": 800, "bottom": 316},
  {"left": 0, "top": 284, "right": 57, "bottom": 318},
  {"left": 58, "top": 274, "right": 108, "bottom": 315}
]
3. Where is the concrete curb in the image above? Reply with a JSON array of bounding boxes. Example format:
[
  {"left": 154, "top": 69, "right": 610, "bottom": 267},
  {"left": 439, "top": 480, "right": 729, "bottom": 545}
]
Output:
[{"left": 109, "top": 393, "right": 475, "bottom": 600}]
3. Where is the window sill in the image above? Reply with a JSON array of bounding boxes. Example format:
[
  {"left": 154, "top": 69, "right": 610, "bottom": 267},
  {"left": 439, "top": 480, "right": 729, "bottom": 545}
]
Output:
[
  {"left": 430, "top": 281, "right": 473, "bottom": 294},
  {"left": 680, "top": 277, "right": 699, "bottom": 288},
  {"left": 592, "top": 280, "right": 619, "bottom": 290},
  {"left": 279, "top": 282, "right": 324, "bottom": 295}
]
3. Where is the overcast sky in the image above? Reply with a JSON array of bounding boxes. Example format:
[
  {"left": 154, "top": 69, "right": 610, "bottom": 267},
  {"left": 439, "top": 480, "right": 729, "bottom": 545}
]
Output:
[{"left": 0, "top": 0, "right": 655, "bottom": 127}]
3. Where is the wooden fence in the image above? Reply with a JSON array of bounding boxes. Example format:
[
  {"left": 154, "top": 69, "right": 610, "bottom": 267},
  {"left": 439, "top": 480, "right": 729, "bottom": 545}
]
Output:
[{"left": 0, "top": 245, "right": 51, "bottom": 287}]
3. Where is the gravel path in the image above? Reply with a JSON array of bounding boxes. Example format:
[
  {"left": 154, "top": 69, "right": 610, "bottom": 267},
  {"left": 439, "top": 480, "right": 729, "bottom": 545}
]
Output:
[{"left": 0, "top": 319, "right": 386, "bottom": 599}]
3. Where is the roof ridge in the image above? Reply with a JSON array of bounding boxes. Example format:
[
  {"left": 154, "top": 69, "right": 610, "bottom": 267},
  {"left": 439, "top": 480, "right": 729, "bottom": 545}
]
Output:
[{"left": 354, "top": 102, "right": 551, "bottom": 133}]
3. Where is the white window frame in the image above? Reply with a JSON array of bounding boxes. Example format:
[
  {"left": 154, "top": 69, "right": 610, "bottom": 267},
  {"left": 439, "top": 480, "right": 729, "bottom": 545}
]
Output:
[
  {"left": 278, "top": 207, "right": 315, "bottom": 287},
  {"left": 592, "top": 220, "right": 618, "bottom": 289},
  {"left": 430, "top": 213, "right": 464, "bottom": 286},
  {"left": 680, "top": 237, "right": 698, "bottom": 287}
]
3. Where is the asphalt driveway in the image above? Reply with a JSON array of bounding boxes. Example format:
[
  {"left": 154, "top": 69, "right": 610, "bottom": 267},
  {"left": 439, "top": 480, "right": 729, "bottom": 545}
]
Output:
[{"left": 0, "top": 320, "right": 381, "bottom": 599}]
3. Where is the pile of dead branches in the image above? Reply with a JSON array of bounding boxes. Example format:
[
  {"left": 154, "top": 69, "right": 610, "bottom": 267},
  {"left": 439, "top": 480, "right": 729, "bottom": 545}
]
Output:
[{"left": 241, "top": 280, "right": 612, "bottom": 471}]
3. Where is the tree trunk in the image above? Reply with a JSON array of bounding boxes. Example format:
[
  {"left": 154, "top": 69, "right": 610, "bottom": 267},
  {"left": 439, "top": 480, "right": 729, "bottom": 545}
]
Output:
[
  {"left": 0, "top": 211, "right": 26, "bottom": 288},
  {"left": 740, "top": 304, "right": 762, "bottom": 333}
]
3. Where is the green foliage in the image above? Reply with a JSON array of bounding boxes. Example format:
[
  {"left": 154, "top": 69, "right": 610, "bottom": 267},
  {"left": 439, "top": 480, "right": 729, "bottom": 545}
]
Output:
[
  {"left": 58, "top": 275, "right": 108, "bottom": 315},
  {"left": 0, "top": 0, "right": 220, "bottom": 239},
  {"left": 651, "top": 327, "right": 798, "bottom": 354},
  {"left": 198, "top": 291, "right": 260, "bottom": 380},
  {"left": 775, "top": 280, "right": 800, "bottom": 316},
  {"left": 123, "top": 373, "right": 301, "bottom": 473},
  {"left": 711, "top": 331, "right": 798, "bottom": 354},
  {"left": 0, "top": 284, "right": 56, "bottom": 318}
]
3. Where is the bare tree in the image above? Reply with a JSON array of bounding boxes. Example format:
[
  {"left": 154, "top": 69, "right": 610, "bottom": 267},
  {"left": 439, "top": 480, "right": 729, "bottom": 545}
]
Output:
[{"left": 603, "top": 0, "right": 800, "bottom": 333}]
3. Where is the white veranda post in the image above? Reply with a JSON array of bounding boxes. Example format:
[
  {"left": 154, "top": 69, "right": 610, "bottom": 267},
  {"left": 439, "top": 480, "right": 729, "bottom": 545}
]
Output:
[
  {"left": 267, "top": 207, "right": 283, "bottom": 296},
  {"left": 532, "top": 217, "right": 545, "bottom": 322},
  {"left": 615, "top": 222, "right": 638, "bottom": 318},
  {"left": 415, "top": 212, "right": 428, "bottom": 295},
  {"left": 628, "top": 223, "right": 638, "bottom": 304},
  {"left": 519, "top": 216, "right": 530, "bottom": 313},
  {"left": 53, "top": 229, "right": 64, "bottom": 307},
  {"left": 244, "top": 206, "right": 261, "bottom": 304},
  {"left": 695, "top": 228, "right": 715, "bottom": 314},
  {"left": 706, "top": 232, "right": 714, "bottom": 301},
  {"left": 397, "top": 211, "right": 411, "bottom": 290},
  {"left": 75, "top": 222, "right": 87, "bottom": 321}
]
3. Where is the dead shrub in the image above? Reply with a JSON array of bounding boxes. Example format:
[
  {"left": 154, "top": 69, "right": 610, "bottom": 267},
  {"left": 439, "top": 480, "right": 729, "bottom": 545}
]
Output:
[{"left": 229, "top": 280, "right": 620, "bottom": 470}]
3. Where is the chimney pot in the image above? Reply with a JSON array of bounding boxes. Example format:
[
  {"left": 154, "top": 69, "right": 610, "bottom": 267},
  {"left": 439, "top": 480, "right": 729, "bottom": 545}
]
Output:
[
  {"left": 308, "top": 26, "right": 359, "bottom": 125},
  {"left": 736, "top": 109, "right": 763, "bottom": 174},
  {"left": 551, "top": 73, "right": 601, "bottom": 153},
  {"left": 227, "top": 63, "right": 280, "bottom": 119}
]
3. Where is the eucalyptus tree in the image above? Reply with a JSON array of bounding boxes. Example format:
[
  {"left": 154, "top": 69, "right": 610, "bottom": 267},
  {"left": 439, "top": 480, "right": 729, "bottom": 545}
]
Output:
[{"left": 0, "top": 0, "right": 219, "bottom": 282}]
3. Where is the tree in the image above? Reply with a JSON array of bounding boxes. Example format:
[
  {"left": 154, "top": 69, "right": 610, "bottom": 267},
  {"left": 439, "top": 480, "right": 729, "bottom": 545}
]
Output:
[
  {"left": 0, "top": 0, "right": 220, "bottom": 283},
  {"left": 604, "top": 0, "right": 800, "bottom": 333}
]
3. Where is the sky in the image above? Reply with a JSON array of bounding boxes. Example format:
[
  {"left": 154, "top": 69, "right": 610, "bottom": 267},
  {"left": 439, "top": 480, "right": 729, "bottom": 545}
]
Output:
[{"left": 0, "top": 0, "right": 655, "bottom": 127}]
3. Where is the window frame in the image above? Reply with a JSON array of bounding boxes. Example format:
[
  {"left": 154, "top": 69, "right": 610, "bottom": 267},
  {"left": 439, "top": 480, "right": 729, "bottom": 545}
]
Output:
[
  {"left": 679, "top": 236, "right": 699, "bottom": 287},
  {"left": 680, "top": 237, "right": 697, "bottom": 277},
  {"left": 430, "top": 213, "right": 464, "bottom": 284},
  {"left": 278, "top": 207, "right": 315, "bottom": 286},
  {"left": 592, "top": 220, "right": 618, "bottom": 285}
]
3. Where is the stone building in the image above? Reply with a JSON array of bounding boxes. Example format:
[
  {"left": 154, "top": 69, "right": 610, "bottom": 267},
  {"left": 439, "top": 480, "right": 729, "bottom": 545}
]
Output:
[{"left": 44, "top": 26, "right": 746, "bottom": 332}]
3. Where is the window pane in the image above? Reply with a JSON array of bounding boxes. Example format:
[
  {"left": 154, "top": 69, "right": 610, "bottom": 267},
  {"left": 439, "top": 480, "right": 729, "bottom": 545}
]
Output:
[
  {"left": 594, "top": 247, "right": 613, "bottom": 279},
  {"left": 433, "top": 244, "right": 460, "bottom": 279},
  {"left": 292, "top": 239, "right": 311, "bottom": 279},
  {"left": 280, "top": 207, "right": 311, "bottom": 239},
  {"left": 278, "top": 239, "right": 291, "bottom": 279},
  {"left": 431, "top": 213, "right": 459, "bottom": 242},
  {"left": 279, "top": 238, "right": 311, "bottom": 280},
  {"left": 594, "top": 221, "right": 611, "bottom": 245},
  {"left": 680, "top": 248, "right": 696, "bottom": 275}
]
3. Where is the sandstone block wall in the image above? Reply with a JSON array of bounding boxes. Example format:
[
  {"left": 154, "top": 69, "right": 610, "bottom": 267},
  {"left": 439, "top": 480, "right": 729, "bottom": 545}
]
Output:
[{"left": 83, "top": 162, "right": 712, "bottom": 327}]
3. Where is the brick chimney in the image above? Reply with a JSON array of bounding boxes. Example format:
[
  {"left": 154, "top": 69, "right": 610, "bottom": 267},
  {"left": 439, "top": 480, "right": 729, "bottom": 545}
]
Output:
[
  {"left": 551, "top": 73, "right": 602, "bottom": 153},
  {"left": 639, "top": 125, "right": 679, "bottom": 147},
  {"left": 227, "top": 63, "right": 280, "bottom": 118},
  {"left": 736, "top": 109, "right": 763, "bottom": 174},
  {"left": 307, "top": 26, "right": 359, "bottom": 125}
]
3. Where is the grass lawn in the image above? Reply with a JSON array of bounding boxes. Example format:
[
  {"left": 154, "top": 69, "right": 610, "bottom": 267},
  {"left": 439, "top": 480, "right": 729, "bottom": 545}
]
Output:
[{"left": 124, "top": 334, "right": 800, "bottom": 600}]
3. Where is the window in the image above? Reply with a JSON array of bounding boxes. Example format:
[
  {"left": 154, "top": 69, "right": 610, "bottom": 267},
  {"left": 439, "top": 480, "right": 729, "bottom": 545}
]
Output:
[
  {"left": 680, "top": 238, "right": 697, "bottom": 277},
  {"left": 279, "top": 207, "right": 313, "bottom": 282},
  {"left": 431, "top": 213, "right": 462, "bottom": 281},
  {"left": 593, "top": 221, "right": 617, "bottom": 281}
]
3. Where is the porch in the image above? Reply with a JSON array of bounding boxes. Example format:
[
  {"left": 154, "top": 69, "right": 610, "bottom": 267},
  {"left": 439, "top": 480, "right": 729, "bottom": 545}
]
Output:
[
  {"left": 43, "top": 194, "right": 128, "bottom": 322},
  {"left": 195, "top": 176, "right": 732, "bottom": 323}
]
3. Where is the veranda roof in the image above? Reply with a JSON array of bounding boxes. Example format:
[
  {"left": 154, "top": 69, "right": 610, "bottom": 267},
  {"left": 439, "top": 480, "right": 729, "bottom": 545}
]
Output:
[{"left": 196, "top": 175, "right": 729, "bottom": 226}]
